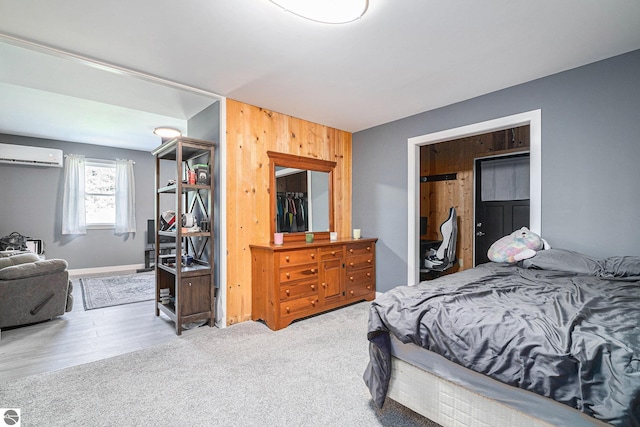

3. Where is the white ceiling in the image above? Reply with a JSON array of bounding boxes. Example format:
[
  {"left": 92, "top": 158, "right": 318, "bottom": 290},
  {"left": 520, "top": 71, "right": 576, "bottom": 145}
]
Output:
[{"left": 1, "top": 0, "right": 640, "bottom": 151}]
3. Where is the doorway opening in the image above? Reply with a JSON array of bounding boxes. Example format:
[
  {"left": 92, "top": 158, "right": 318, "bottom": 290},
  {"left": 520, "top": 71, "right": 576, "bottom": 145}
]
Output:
[
  {"left": 419, "top": 129, "right": 530, "bottom": 279},
  {"left": 407, "top": 110, "right": 541, "bottom": 286}
]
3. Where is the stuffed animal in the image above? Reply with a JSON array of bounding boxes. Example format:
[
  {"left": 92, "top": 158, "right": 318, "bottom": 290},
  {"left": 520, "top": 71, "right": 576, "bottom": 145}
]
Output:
[{"left": 487, "top": 227, "right": 549, "bottom": 263}]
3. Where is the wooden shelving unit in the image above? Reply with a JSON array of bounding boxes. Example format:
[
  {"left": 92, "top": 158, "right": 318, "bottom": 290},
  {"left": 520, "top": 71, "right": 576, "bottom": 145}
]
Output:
[{"left": 151, "top": 136, "right": 216, "bottom": 335}]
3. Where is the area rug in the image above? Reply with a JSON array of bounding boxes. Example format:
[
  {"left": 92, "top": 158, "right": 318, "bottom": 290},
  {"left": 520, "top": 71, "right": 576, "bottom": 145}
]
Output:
[{"left": 79, "top": 271, "right": 155, "bottom": 310}]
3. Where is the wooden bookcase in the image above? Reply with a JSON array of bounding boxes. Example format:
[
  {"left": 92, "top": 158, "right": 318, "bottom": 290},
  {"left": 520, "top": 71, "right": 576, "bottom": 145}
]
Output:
[{"left": 151, "top": 137, "right": 216, "bottom": 335}]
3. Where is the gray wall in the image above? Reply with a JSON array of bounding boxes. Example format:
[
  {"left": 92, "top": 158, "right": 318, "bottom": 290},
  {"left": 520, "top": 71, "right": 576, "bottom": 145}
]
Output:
[
  {"left": 0, "top": 134, "right": 156, "bottom": 269},
  {"left": 353, "top": 49, "right": 640, "bottom": 293},
  {"left": 187, "top": 100, "right": 221, "bottom": 288}
]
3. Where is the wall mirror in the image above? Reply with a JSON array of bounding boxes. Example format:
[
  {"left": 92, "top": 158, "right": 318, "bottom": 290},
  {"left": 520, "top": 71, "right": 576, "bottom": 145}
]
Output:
[{"left": 268, "top": 151, "right": 336, "bottom": 242}]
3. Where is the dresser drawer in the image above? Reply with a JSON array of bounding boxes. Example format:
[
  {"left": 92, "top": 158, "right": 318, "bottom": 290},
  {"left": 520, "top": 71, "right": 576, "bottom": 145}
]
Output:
[
  {"left": 346, "top": 281, "right": 374, "bottom": 299},
  {"left": 346, "top": 242, "right": 375, "bottom": 257},
  {"left": 280, "top": 280, "right": 318, "bottom": 301},
  {"left": 346, "top": 254, "right": 374, "bottom": 271},
  {"left": 280, "top": 263, "right": 319, "bottom": 283},
  {"left": 280, "top": 296, "right": 320, "bottom": 317},
  {"left": 279, "top": 249, "right": 317, "bottom": 266},
  {"left": 346, "top": 269, "right": 373, "bottom": 286},
  {"left": 320, "top": 246, "right": 345, "bottom": 260}
]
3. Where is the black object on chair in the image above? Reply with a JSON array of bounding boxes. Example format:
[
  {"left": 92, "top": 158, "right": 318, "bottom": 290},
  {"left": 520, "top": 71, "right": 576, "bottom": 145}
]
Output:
[{"left": 422, "top": 207, "right": 458, "bottom": 273}]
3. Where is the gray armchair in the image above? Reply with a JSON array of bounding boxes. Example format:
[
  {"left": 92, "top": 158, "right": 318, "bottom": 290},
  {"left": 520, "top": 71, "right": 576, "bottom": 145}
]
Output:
[{"left": 0, "top": 253, "right": 73, "bottom": 329}]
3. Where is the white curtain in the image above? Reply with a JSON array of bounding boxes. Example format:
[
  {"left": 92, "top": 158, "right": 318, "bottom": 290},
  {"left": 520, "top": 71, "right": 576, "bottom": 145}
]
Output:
[
  {"left": 62, "top": 154, "right": 87, "bottom": 235},
  {"left": 115, "top": 159, "right": 136, "bottom": 234}
]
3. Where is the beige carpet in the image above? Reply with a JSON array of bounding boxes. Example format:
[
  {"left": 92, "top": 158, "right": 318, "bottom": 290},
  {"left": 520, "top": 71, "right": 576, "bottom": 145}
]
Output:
[{"left": 0, "top": 302, "right": 440, "bottom": 427}]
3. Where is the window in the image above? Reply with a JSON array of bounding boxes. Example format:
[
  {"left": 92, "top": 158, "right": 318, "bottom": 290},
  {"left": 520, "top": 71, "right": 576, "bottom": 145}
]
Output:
[
  {"left": 85, "top": 160, "right": 116, "bottom": 227},
  {"left": 62, "top": 156, "right": 135, "bottom": 235}
]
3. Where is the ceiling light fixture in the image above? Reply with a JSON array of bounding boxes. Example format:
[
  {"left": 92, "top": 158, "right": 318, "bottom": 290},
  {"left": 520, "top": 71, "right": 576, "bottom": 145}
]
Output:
[
  {"left": 268, "top": 0, "right": 368, "bottom": 24},
  {"left": 153, "top": 127, "right": 182, "bottom": 139}
]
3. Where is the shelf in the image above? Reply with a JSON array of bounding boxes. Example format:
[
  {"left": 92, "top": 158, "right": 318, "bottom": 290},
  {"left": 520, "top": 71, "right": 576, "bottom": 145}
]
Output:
[
  {"left": 157, "top": 262, "right": 211, "bottom": 276},
  {"left": 158, "top": 183, "right": 210, "bottom": 194},
  {"left": 183, "top": 231, "right": 210, "bottom": 238},
  {"left": 158, "top": 230, "right": 211, "bottom": 238},
  {"left": 158, "top": 302, "right": 176, "bottom": 321}
]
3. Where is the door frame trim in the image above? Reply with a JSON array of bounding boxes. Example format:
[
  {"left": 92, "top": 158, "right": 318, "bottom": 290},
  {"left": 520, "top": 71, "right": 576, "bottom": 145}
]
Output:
[{"left": 406, "top": 109, "right": 541, "bottom": 286}]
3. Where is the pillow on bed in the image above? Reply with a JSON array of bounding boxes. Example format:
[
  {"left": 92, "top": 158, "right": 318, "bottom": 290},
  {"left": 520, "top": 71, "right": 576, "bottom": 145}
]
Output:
[
  {"left": 521, "top": 249, "right": 602, "bottom": 275},
  {"left": 602, "top": 256, "right": 640, "bottom": 277}
]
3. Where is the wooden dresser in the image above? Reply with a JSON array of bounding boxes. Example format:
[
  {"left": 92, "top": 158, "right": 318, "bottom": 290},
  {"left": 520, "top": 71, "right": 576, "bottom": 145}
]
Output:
[{"left": 250, "top": 237, "right": 377, "bottom": 330}]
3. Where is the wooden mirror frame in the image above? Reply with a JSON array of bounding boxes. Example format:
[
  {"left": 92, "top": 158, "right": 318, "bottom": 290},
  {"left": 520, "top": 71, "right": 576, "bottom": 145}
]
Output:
[{"left": 268, "top": 151, "right": 337, "bottom": 243}]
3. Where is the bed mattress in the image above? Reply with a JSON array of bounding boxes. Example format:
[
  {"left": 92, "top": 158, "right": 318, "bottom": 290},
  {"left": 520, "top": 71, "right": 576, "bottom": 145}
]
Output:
[{"left": 389, "top": 335, "right": 608, "bottom": 426}]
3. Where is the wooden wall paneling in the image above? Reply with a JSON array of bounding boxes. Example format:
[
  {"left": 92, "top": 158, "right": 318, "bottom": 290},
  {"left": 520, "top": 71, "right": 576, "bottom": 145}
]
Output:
[
  {"left": 329, "top": 127, "right": 352, "bottom": 239},
  {"left": 282, "top": 115, "right": 301, "bottom": 154},
  {"left": 225, "top": 101, "right": 240, "bottom": 325},
  {"left": 419, "top": 145, "right": 432, "bottom": 235},
  {"left": 226, "top": 101, "right": 267, "bottom": 325},
  {"left": 225, "top": 99, "right": 352, "bottom": 326}
]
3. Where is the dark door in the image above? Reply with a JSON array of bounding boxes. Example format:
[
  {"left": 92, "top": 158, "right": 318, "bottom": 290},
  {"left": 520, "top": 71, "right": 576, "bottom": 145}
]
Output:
[{"left": 474, "top": 154, "right": 530, "bottom": 266}]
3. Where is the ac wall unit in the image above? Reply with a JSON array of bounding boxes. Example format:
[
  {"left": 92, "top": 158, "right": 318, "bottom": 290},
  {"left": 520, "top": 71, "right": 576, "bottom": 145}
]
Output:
[{"left": 0, "top": 143, "right": 64, "bottom": 167}]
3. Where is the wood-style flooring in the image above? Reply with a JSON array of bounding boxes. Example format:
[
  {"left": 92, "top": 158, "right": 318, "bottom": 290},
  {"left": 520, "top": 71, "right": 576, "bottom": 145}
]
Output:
[{"left": 0, "top": 274, "right": 181, "bottom": 382}]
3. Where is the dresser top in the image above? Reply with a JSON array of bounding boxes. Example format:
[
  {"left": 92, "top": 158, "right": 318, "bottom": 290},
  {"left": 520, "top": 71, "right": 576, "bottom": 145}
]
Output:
[{"left": 250, "top": 237, "right": 377, "bottom": 251}]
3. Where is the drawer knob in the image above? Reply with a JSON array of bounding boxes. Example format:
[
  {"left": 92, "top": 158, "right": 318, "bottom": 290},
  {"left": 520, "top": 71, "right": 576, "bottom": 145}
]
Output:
[
  {"left": 367, "top": 246, "right": 371, "bottom": 251},
  {"left": 286, "top": 273, "right": 290, "bottom": 278},
  {"left": 349, "top": 249, "right": 354, "bottom": 253},
  {"left": 285, "top": 256, "right": 290, "bottom": 262},
  {"left": 310, "top": 299, "right": 317, "bottom": 306},
  {"left": 286, "top": 306, "right": 290, "bottom": 314},
  {"left": 311, "top": 284, "right": 316, "bottom": 290},
  {"left": 310, "top": 253, "right": 315, "bottom": 259},
  {"left": 367, "top": 285, "right": 372, "bottom": 290},
  {"left": 349, "top": 290, "right": 354, "bottom": 296},
  {"left": 188, "top": 282, "right": 192, "bottom": 286},
  {"left": 321, "top": 282, "right": 326, "bottom": 288},
  {"left": 310, "top": 268, "right": 316, "bottom": 274},
  {"left": 367, "top": 272, "right": 371, "bottom": 277},
  {"left": 285, "top": 289, "right": 290, "bottom": 296},
  {"left": 367, "top": 259, "right": 372, "bottom": 264},
  {"left": 349, "top": 276, "right": 354, "bottom": 281},
  {"left": 331, "top": 251, "right": 336, "bottom": 256},
  {"left": 349, "top": 262, "right": 354, "bottom": 267}
]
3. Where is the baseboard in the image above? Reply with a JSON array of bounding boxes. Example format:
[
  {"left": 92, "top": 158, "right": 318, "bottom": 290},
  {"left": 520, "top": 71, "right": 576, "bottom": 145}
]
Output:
[{"left": 68, "top": 263, "right": 146, "bottom": 278}]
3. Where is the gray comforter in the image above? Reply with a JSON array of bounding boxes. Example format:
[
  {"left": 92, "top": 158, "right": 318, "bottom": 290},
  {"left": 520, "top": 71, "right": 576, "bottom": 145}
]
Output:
[{"left": 364, "top": 250, "right": 640, "bottom": 426}]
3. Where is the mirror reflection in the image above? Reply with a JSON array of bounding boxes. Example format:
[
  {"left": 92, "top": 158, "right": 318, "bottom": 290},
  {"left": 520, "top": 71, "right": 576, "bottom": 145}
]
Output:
[
  {"left": 275, "top": 167, "right": 329, "bottom": 233},
  {"left": 268, "top": 151, "right": 335, "bottom": 241}
]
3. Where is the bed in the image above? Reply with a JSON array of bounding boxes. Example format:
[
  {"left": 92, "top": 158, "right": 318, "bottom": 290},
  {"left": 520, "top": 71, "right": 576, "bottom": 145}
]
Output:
[{"left": 364, "top": 249, "right": 640, "bottom": 426}]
